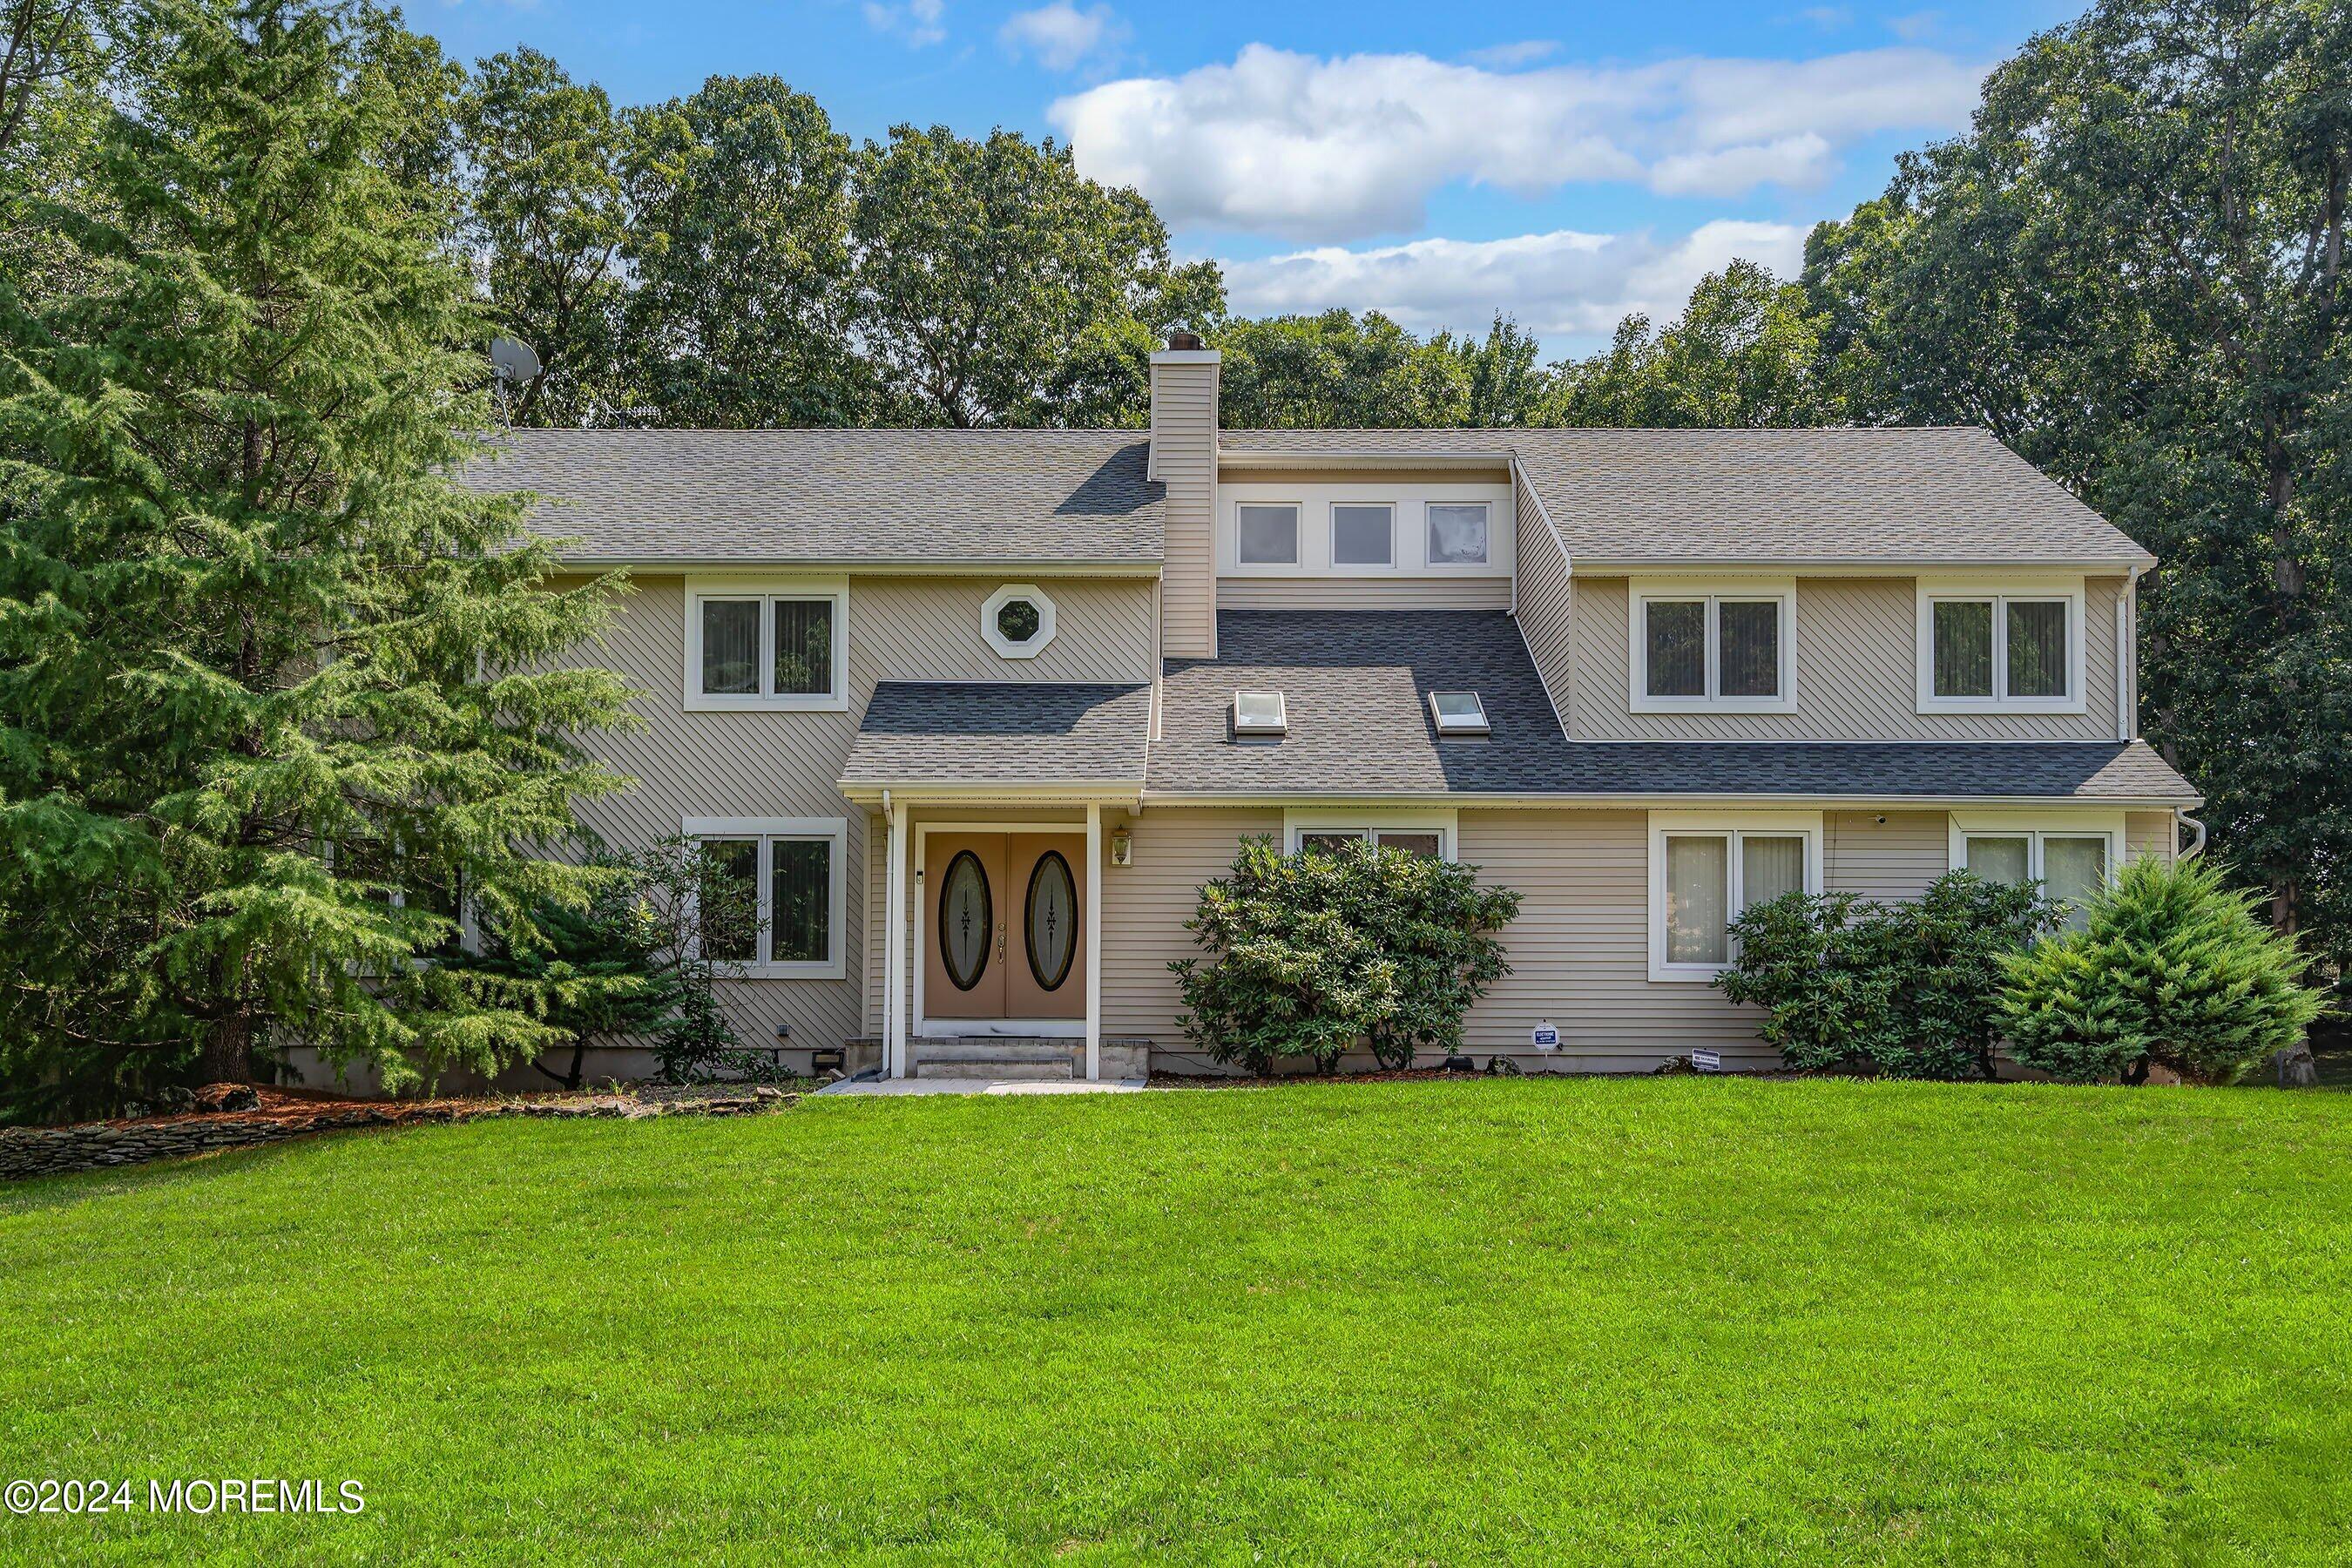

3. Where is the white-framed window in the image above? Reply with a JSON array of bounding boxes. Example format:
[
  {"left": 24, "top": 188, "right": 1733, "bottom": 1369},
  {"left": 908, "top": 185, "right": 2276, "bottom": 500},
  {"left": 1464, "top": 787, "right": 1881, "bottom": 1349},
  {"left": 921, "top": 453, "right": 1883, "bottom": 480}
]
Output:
[
  {"left": 1235, "top": 503, "right": 1301, "bottom": 565},
  {"left": 981, "top": 583, "right": 1058, "bottom": 659},
  {"left": 1425, "top": 502, "right": 1490, "bottom": 566},
  {"left": 682, "top": 815, "right": 848, "bottom": 978},
  {"left": 1284, "top": 808, "right": 1457, "bottom": 862},
  {"left": 1331, "top": 503, "right": 1395, "bottom": 567},
  {"left": 1219, "top": 483, "right": 1513, "bottom": 578},
  {"left": 684, "top": 578, "right": 848, "bottom": 712},
  {"left": 1628, "top": 579, "right": 1797, "bottom": 713},
  {"left": 1647, "top": 810, "right": 1824, "bottom": 981},
  {"left": 1915, "top": 578, "right": 2085, "bottom": 714},
  {"left": 1948, "top": 810, "right": 2123, "bottom": 931}
]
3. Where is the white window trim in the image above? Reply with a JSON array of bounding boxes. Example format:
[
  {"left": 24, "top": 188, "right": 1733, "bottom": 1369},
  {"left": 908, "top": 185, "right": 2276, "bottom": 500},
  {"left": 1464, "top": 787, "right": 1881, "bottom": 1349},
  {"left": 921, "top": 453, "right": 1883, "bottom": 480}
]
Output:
[
  {"left": 1329, "top": 501, "right": 1398, "bottom": 571},
  {"left": 683, "top": 577, "right": 849, "bottom": 713},
  {"left": 1627, "top": 578, "right": 1799, "bottom": 714},
  {"left": 1233, "top": 500, "right": 1304, "bottom": 568},
  {"left": 980, "top": 583, "right": 1058, "bottom": 660},
  {"left": 1647, "top": 809, "right": 1825, "bottom": 983},
  {"left": 682, "top": 814, "right": 848, "bottom": 979},
  {"left": 1423, "top": 500, "right": 1494, "bottom": 571},
  {"left": 1915, "top": 576, "right": 2087, "bottom": 715},
  {"left": 1947, "top": 809, "right": 2126, "bottom": 895},
  {"left": 1219, "top": 483, "right": 1513, "bottom": 579},
  {"left": 1284, "top": 808, "right": 1459, "bottom": 862}
]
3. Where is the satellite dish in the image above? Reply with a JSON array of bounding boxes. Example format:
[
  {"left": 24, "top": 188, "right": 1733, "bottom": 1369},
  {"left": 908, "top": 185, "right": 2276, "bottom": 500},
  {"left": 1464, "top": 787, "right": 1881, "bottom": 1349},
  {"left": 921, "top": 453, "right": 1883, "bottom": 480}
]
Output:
[{"left": 490, "top": 336, "right": 541, "bottom": 383}]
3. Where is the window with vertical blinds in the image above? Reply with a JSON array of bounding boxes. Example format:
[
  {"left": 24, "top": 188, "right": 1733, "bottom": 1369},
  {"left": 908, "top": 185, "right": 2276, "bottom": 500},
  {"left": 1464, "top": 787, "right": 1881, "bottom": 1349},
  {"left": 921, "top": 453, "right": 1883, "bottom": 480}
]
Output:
[
  {"left": 1920, "top": 587, "right": 2078, "bottom": 710},
  {"left": 1633, "top": 586, "right": 1793, "bottom": 708},
  {"left": 685, "top": 819, "right": 844, "bottom": 975},
  {"left": 688, "top": 584, "right": 844, "bottom": 707}
]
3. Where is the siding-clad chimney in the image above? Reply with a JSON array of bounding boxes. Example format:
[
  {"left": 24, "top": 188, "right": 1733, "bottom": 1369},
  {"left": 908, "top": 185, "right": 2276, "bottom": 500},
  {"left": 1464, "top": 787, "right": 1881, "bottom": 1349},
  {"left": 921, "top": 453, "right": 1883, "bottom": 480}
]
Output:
[{"left": 1149, "top": 335, "right": 1220, "bottom": 658}]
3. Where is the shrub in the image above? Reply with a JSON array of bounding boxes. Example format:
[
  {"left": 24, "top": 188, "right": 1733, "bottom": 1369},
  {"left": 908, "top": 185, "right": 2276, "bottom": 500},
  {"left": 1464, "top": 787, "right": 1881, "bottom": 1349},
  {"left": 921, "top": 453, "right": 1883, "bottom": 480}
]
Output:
[
  {"left": 1997, "top": 856, "right": 2326, "bottom": 1085},
  {"left": 1171, "top": 836, "right": 1520, "bottom": 1074},
  {"left": 455, "top": 837, "right": 765, "bottom": 1088},
  {"left": 1716, "top": 872, "right": 2058, "bottom": 1079}
]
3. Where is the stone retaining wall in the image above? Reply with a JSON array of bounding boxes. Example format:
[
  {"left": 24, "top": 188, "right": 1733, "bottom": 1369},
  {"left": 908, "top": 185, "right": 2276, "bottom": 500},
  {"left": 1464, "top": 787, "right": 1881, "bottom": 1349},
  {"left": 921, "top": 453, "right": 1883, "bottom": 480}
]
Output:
[{"left": 1, "top": 1087, "right": 794, "bottom": 1182}]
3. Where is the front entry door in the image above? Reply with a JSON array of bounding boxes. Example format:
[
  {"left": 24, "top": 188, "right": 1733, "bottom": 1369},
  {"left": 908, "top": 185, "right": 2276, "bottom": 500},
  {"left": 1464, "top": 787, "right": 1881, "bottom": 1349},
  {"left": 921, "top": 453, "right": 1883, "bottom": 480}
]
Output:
[{"left": 923, "top": 833, "right": 1085, "bottom": 1025}]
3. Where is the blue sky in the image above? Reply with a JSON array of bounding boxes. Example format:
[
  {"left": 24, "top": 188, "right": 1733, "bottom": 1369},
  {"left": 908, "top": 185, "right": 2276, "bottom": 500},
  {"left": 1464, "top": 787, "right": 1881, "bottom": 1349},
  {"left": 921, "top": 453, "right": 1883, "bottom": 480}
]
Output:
[{"left": 411, "top": 0, "right": 2085, "bottom": 355}]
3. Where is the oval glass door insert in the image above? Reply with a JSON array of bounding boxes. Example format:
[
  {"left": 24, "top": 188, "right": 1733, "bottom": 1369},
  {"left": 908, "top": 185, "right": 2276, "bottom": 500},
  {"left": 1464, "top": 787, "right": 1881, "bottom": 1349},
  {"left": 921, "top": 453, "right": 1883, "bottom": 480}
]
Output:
[
  {"left": 1024, "top": 850, "right": 1077, "bottom": 991},
  {"left": 938, "top": 850, "right": 991, "bottom": 991}
]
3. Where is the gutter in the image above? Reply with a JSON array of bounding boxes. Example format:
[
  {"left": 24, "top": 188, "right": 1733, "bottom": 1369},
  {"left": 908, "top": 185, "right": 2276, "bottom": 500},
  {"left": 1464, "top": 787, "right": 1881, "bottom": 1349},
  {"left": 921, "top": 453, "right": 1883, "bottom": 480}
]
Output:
[{"left": 1137, "top": 789, "right": 2205, "bottom": 811}]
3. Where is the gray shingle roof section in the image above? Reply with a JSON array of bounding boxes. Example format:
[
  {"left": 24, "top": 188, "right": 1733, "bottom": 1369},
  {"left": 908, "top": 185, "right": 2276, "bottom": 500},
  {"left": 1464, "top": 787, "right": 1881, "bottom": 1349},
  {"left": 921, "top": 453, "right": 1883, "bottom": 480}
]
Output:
[
  {"left": 456, "top": 429, "right": 1163, "bottom": 564},
  {"left": 842, "top": 681, "right": 1152, "bottom": 787},
  {"left": 1151, "top": 611, "right": 2197, "bottom": 801},
  {"left": 1219, "top": 427, "right": 2154, "bottom": 568}
]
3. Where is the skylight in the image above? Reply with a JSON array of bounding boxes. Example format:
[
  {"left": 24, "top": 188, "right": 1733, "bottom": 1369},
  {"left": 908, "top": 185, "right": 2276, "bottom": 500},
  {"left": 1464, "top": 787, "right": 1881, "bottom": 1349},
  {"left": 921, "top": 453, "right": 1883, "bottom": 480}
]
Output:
[
  {"left": 1429, "top": 690, "right": 1489, "bottom": 737},
  {"left": 1233, "top": 690, "right": 1288, "bottom": 738}
]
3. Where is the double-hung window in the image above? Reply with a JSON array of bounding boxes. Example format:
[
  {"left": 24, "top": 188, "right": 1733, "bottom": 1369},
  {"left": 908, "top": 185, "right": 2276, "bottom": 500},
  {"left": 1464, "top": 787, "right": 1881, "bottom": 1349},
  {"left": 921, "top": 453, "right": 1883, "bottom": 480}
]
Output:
[
  {"left": 686, "top": 579, "right": 848, "bottom": 710},
  {"left": 1630, "top": 582, "right": 1796, "bottom": 711},
  {"left": 1648, "top": 812, "right": 1822, "bottom": 980},
  {"left": 684, "top": 816, "right": 848, "bottom": 977},
  {"left": 1916, "top": 581, "right": 2084, "bottom": 713},
  {"left": 1949, "top": 814, "right": 2121, "bottom": 932}
]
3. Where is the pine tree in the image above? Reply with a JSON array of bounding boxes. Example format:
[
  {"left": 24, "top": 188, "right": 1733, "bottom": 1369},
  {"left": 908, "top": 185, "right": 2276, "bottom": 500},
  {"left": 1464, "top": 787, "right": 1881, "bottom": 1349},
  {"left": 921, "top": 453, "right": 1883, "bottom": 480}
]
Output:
[{"left": 0, "top": 0, "right": 635, "bottom": 1114}]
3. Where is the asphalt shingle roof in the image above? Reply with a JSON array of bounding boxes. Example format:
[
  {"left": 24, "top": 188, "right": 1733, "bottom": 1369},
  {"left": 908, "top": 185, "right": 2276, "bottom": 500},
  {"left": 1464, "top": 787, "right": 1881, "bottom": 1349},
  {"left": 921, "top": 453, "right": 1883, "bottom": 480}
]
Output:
[
  {"left": 1219, "top": 427, "right": 2154, "bottom": 568},
  {"left": 458, "top": 429, "right": 1163, "bottom": 564},
  {"left": 1149, "top": 611, "right": 2197, "bottom": 801},
  {"left": 841, "top": 681, "right": 1152, "bottom": 787}
]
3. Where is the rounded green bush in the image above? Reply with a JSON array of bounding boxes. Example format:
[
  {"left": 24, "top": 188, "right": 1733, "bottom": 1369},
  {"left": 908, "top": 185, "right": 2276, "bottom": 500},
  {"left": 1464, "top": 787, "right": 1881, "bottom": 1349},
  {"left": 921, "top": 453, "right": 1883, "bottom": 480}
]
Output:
[{"left": 1996, "top": 856, "right": 2325, "bottom": 1085}]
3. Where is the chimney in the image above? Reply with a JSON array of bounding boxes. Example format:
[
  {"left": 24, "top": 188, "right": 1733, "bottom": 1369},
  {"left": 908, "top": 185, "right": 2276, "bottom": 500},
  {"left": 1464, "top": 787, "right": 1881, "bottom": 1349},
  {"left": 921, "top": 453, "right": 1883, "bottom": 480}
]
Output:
[{"left": 1149, "top": 332, "right": 1220, "bottom": 658}]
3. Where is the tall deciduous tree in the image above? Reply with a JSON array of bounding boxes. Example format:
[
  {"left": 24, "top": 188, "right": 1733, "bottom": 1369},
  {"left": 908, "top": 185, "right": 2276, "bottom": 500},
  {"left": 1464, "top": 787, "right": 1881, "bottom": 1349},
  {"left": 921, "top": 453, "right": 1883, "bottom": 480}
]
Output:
[
  {"left": 1213, "top": 310, "right": 1474, "bottom": 429},
  {"left": 1545, "top": 259, "right": 1843, "bottom": 428},
  {"left": 1808, "top": 0, "right": 2352, "bottom": 960},
  {"left": 457, "top": 46, "right": 633, "bottom": 425},
  {"left": 0, "top": 0, "right": 634, "bottom": 1112},
  {"left": 849, "top": 125, "right": 1219, "bottom": 426},
  {"left": 621, "top": 74, "right": 867, "bottom": 427}
]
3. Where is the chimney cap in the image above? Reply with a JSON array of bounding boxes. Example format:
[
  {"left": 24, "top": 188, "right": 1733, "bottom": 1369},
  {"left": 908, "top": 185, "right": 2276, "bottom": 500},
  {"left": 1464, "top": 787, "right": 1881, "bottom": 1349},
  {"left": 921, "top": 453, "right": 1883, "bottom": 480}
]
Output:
[{"left": 1166, "top": 330, "right": 1204, "bottom": 351}]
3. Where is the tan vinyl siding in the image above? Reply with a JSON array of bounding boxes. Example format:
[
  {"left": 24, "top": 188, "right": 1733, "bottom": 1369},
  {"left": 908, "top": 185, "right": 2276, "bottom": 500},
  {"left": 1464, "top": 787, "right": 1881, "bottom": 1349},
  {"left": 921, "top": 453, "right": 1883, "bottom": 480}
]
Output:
[
  {"left": 1152, "top": 359, "right": 1219, "bottom": 657},
  {"left": 1825, "top": 810, "right": 1948, "bottom": 901},
  {"left": 571, "top": 572, "right": 1157, "bottom": 1053},
  {"left": 1570, "top": 575, "right": 2126, "bottom": 740},
  {"left": 2127, "top": 809, "right": 2178, "bottom": 864},
  {"left": 1101, "top": 808, "right": 1280, "bottom": 1051},
  {"left": 1457, "top": 810, "right": 1771, "bottom": 1069},
  {"left": 1216, "top": 578, "right": 1512, "bottom": 611},
  {"left": 1512, "top": 468, "right": 1575, "bottom": 727}
]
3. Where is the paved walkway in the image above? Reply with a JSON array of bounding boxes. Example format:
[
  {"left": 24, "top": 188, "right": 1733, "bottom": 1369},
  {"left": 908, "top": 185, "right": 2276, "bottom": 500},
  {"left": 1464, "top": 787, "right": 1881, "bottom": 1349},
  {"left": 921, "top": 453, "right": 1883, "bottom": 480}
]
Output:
[{"left": 812, "top": 1076, "right": 1150, "bottom": 1097}]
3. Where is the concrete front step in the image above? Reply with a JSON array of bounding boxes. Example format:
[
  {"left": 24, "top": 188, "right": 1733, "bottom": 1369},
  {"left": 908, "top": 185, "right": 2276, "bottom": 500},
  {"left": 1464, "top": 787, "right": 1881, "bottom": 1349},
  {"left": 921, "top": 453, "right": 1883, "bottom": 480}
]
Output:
[
  {"left": 916, "top": 1040, "right": 1078, "bottom": 1065},
  {"left": 915, "top": 1059, "right": 1076, "bottom": 1082}
]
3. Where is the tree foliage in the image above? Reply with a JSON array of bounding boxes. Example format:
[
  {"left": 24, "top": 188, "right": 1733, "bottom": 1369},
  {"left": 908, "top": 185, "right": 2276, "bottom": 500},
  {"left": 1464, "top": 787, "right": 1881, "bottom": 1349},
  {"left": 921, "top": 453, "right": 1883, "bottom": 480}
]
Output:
[
  {"left": 1715, "top": 873, "right": 2061, "bottom": 1080},
  {"left": 0, "top": 0, "right": 632, "bottom": 1115},
  {"left": 1997, "top": 856, "right": 2327, "bottom": 1085},
  {"left": 1171, "top": 837, "right": 1520, "bottom": 1074},
  {"left": 1547, "top": 260, "right": 1844, "bottom": 428}
]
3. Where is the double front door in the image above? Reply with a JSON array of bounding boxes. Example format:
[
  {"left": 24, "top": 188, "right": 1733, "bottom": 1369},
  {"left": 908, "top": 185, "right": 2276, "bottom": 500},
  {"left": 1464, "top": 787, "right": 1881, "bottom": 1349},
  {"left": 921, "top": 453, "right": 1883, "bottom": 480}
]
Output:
[{"left": 923, "top": 833, "right": 1085, "bottom": 1024}]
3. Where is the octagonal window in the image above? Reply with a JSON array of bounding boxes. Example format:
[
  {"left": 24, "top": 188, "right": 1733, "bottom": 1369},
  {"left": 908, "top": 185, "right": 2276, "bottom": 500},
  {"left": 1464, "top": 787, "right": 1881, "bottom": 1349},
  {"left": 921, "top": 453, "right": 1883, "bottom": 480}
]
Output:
[{"left": 981, "top": 584, "right": 1058, "bottom": 659}]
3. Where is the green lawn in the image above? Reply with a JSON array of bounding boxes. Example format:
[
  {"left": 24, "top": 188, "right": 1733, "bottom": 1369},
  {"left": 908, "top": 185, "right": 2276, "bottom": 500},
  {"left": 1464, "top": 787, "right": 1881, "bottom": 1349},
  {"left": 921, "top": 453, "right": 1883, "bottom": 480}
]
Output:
[{"left": 4, "top": 1080, "right": 2350, "bottom": 1565}]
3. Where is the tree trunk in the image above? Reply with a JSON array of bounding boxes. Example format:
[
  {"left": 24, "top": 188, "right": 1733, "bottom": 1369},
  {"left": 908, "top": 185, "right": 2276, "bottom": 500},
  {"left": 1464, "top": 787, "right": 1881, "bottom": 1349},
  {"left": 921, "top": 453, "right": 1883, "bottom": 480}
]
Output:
[{"left": 199, "top": 1014, "right": 253, "bottom": 1085}]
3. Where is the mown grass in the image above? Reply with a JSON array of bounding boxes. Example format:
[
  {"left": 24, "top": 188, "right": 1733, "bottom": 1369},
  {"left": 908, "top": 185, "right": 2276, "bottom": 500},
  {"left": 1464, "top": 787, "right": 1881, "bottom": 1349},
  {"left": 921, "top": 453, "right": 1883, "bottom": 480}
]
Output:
[{"left": 3, "top": 1078, "right": 2349, "bottom": 1565}]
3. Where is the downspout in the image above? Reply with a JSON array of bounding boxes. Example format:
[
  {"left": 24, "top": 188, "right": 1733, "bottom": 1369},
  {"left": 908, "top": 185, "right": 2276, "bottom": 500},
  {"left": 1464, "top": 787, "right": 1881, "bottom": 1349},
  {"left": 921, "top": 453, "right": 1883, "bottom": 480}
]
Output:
[{"left": 2175, "top": 809, "right": 2207, "bottom": 862}]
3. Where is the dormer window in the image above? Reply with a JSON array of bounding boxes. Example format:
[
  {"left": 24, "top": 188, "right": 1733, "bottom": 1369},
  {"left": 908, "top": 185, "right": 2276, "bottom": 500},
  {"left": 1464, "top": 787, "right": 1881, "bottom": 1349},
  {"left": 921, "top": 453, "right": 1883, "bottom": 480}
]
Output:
[
  {"left": 1429, "top": 690, "right": 1489, "bottom": 736},
  {"left": 1629, "top": 580, "right": 1797, "bottom": 713},
  {"left": 1236, "top": 504, "right": 1300, "bottom": 565},
  {"left": 1233, "top": 690, "right": 1287, "bottom": 738}
]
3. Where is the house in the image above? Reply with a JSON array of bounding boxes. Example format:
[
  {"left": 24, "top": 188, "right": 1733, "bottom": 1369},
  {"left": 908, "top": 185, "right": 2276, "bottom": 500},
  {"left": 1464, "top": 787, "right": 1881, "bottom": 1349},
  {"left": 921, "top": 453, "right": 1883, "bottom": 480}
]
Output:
[{"left": 461, "top": 337, "right": 2199, "bottom": 1083}]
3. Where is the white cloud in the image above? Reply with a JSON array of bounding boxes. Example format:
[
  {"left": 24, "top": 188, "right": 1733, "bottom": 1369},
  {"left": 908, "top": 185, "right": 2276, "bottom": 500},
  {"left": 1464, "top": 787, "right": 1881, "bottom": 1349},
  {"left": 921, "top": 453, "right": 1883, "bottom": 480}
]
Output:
[
  {"left": 1461, "top": 40, "right": 1558, "bottom": 68},
  {"left": 1887, "top": 10, "right": 1942, "bottom": 41},
  {"left": 999, "top": 1, "right": 1127, "bottom": 71},
  {"left": 863, "top": 0, "right": 945, "bottom": 46},
  {"left": 1051, "top": 44, "right": 1984, "bottom": 240},
  {"left": 1219, "top": 220, "right": 1811, "bottom": 348}
]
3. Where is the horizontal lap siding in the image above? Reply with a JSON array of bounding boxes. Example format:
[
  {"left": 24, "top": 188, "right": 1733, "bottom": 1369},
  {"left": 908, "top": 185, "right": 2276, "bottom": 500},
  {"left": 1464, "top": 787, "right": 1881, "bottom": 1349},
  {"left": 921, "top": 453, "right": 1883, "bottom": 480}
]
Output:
[
  {"left": 1102, "top": 808, "right": 1280, "bottom": 1055},
  {"left": 1570, "top": 576, "right": 2126, "bottom": 741},
  {"left": 1457, "top": 810, "right": 1770, "bottom": 1070},
  {"left": 1216, "top": 578, "right": 1512, "bottom": 611},
  {"left": 1153, "top": 362, "right": 1218, "bottom": 657},
  {"left": 2127, "top": 810, "right": 2178, "bottom": 864},
  {"left": 1825, "top": 811, "right": 1948, "bottom": 901}
]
